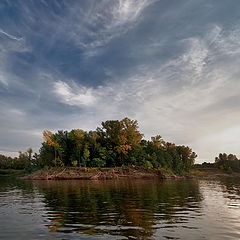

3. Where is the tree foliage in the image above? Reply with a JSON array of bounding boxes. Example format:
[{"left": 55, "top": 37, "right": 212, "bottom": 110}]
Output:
[
  {"left": 215, "top": 153, "right": 240, "bottom": 172},
  {"left": 0, "top": 117, "right": 197, "bottom": 173},
  {"left": 0, "top": 148, "right": 35, "bottom": 170},
  {"left": 195, "top": 153, "right": 240, "bottom": 173}
]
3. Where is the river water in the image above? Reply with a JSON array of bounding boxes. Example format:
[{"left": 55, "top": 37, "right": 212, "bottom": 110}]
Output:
[{"left": 0, "top": 177, "right": 240, "bottom": 240}]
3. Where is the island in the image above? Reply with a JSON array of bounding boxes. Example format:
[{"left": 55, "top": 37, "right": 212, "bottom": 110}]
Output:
[{"left": 1, "top": 118, "right": 240, "bottom": 180}]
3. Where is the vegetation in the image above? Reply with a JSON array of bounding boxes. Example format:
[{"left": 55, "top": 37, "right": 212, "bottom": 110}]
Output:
[
  {"left": 215, "top": 153, "right": 240, "bottom": 172},
  {"left": 0, "top": 117, "right": 197, "bottom": 174},
  {"left": 3, "top": 117, "right": 240, "bottom": 177},
  {"left": 194, "top": 153, "right": 240, "bottom": 174},
  {"left": 0, "top": 148, "right": 37, "bottom": 170},
  {"left": 193, "top": 162, "right": 215, "bottom": 169}
]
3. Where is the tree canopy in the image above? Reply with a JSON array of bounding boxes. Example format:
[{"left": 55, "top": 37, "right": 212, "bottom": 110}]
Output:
[
  {"left": 0, "top": 117, "right": 197, "bottom": 173},
  {"left": 215, "top": 153, "right": 240, "bottom": 172},
  {"left": 36, "top": 117, "right": 196, "bottom": 173}
]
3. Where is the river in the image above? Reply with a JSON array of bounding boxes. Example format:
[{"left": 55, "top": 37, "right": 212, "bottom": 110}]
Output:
[{"left": 0, "top": 177, "right": 240, "bottom": 239}]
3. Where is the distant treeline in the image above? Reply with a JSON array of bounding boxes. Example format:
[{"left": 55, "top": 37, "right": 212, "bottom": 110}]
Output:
[
  {"left": 0, "top": 149, "right": 37, "bottom": 170},
  {"left": 195, "top": 153, "right": 240, "bottom": 172},
  {"left": 0, "top": 118, "right": 197, "bottom": 173}
]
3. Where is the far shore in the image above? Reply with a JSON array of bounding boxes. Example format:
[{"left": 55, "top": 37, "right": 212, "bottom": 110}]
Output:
[{"left": 190, "top": 168, "right": 240, "bottom": 179}]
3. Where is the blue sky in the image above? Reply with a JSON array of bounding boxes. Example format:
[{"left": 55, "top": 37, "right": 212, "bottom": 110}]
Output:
[{"left": 1, "top": 0, "right": 240, "bottom": 162}]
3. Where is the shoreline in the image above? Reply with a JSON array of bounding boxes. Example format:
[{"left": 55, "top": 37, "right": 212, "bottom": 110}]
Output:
[
  {"left": 20, "top": 166, "right": 186, "bottom": 180},
  {"left": 2, "top": 167, "right": 239, "bottom": 181},
  {"left": 190, "top": 168, "right": 240, "bottom": 179}
]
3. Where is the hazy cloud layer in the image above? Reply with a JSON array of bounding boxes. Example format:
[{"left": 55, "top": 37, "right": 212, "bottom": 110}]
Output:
[{"left": 0, "top": 0, "right": 240, "bottom": 162}]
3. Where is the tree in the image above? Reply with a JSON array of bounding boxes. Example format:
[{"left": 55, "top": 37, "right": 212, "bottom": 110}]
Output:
[
  {"left": 151, "top": 135, "right": 165, "bottom": 148},
  {"left": 81, "top": 145, "right": 90, "bottom": 167},
  {"left": 27, "top": 148, "right": 33, "bottom": 162},
  {"left": 215, "top": 153, "right": 240, "bottom": 172},
  {"left": 12, "top": 117, "right": 198, "bottom": 172},
  {"left": 43, "top": 130, "right": 59, "bottom": 166},
  {"left": 121, "top": 117, "right": 143, "bottom": 146},
  {"left": 68, "top": 129, "right": 86, "bottom": 166}
]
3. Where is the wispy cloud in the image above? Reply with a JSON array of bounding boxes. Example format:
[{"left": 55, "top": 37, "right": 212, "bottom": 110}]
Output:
[
  {"left": 52, "top": 25, "right": 239, "bottom": 111},
  {"left": 215, "top": 27, "right": 240, "bottom": 56},
  {"left": 0, "top": 70, "right": 9, "bottom": 86},
  {"left": 53, "top": 81, "right": 96, "bottom": 106},
  {"left": 0, "top": 28, "right": 23, "bottom": 41},
  {"left": 56, "top": 0, "right": 156, "bottom": 56},
  {"left": 111, "top": 0, "right": 155, "bottom": 26},
  {"left": 0, "top": 28, "right": 29, "bottom": 86}
]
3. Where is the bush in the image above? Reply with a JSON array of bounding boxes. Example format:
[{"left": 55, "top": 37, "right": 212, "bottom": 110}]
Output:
[
  {"left": 91, "top": 158, "right": 106, "bottom": 167},
  {"left": 143, "top": 160, "right": 153, "bottom": 168}
]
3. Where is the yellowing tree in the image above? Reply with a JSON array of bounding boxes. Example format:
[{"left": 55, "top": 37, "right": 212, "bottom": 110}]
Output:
[
  {"left": 121, "top": 117, "right": 143, "bottom": 146},
  {"left": 151, "top": 135, "right": 165, "bottom": 148},
  {"left": 43, "top": 130, "right": 59, "bottom": 166},
  {"left": 43, "top": 130, "right": 59, "bottom": 147}
]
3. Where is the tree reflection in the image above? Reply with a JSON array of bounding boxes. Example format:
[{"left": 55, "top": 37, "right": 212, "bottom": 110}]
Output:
[{"left": 35, "top": 179, "right": 203, "bottom": 239}]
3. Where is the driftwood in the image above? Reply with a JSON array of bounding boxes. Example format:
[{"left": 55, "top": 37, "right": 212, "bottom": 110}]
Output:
[
  {"left": 46, "top": 168, "right": 67, "bottom": 180},
  {"left": 21, "top": 166, "right": 186, "bottom": 181},
  {"left": 90, "top": 171, "right": 102, "bottom": 180},
  {"left": 90, "top": 169, "right": 119, "bottom": 180}
]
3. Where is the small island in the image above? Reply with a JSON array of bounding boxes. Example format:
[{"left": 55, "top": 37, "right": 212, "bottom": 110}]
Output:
[
  {"left": 1, "top": 117, "right": 240, "bottom": 180},
  {"left": 0, "top": 117, "right": 197, "bottom": 179}
]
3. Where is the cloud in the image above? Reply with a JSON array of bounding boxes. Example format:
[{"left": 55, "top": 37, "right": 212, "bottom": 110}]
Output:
[
  {"left": 0, "top": 51, "right": 10, "bottom": 86},
  {"left": 52, "top": 24, "right": 239, "bottom": 113},
  {"left": 0, "top": 28, "right": 29, "bottom": 86},
  {"left": 0, "top": 70, "right": 9, "bottom": 86},
  {"left": 53, "top": 81, "right": 96, "bottom": 106},
  {"left": 181, "top": 38, "right": 208, "bottom": 77},
  {"left": 0, "top": 28, "right": 23, "bottom": 41},
  {"left": 56, "top": 0, "right": 156, "bottom": 56},
  {"left": 205, "top": 25, "right": 240, "bottom": 57},
  {"left": 112, "top": 0, "right": 154, "bottom": 26}
]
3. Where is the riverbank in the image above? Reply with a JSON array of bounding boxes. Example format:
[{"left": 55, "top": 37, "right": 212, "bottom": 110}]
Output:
[
  {"left": 21, "top": 166, "right": 186, "bottom": 180},
  {"left": 3, "top": 167, "right": 240, "bottom": 180},
  {"left": 190, "top": 168, "right": 240, "bottom": 179}
]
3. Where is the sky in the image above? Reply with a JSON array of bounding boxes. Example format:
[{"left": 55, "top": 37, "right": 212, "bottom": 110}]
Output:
[{"left": 0, "top": 0, "right": 240, "bottom": 162}]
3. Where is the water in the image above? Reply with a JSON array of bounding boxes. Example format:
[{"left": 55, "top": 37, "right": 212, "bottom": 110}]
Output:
[{"left": 0, "top": 177, "right": 240, "bottom": 240}]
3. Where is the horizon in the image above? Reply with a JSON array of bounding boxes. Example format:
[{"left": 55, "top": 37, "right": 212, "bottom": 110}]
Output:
[{"left": 1, "top": 0, "right": 240, "bottom": 163}]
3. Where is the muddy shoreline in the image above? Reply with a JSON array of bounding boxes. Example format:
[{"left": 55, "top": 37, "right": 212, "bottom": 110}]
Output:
[{"left": 21, "top": 166, "right": 187, "bottom": 180}]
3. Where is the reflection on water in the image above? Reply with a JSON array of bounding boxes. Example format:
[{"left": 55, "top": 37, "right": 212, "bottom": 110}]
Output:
[
  {"left": 37, "top": 179, "right": 202, "bottom": 239},
  {"left": 0, "top": 177, "right": 240, "bottom": 240}
]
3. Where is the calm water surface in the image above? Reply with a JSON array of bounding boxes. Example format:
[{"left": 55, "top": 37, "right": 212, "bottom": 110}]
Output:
[{"left": 0, "top": 177, "right": 240, "bottom": 239}]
